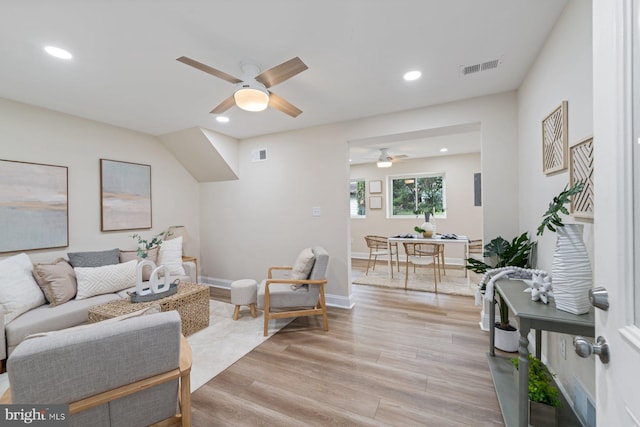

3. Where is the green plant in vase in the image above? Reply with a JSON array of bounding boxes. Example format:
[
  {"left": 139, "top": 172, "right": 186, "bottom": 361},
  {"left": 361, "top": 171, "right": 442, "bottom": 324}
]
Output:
[
  {"left": 537, "top": 182, "right": 585, "bottom": 236},
  {"left": 131, "top": 229, "right": 171, "bottom": 258}
]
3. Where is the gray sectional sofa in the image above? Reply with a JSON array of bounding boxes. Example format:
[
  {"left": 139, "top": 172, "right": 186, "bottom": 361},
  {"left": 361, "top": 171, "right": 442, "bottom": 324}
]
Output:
[{"left": 0, "top": 249, "right": 195, "bottom": 362}]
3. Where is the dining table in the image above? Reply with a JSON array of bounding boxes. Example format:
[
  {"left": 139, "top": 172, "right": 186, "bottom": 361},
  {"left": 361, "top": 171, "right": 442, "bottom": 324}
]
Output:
[{"left": 387, "top": 234, "right": 470, "bottom": 279}]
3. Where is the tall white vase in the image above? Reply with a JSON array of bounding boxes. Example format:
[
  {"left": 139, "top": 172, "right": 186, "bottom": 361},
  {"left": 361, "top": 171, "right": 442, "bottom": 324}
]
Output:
[{"left": 551, "top": 224, "right": 593, "bottom": 314}]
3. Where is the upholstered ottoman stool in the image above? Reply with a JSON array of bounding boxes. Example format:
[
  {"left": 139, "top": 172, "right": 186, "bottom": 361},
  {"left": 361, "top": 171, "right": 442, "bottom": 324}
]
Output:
[{"left": 230, "top": 279, "right": 258, "bottom": 320}]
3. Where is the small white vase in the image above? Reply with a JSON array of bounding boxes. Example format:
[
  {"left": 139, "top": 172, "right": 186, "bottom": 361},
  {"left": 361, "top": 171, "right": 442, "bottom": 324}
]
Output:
[
  {"left": 551, "top": 224, "right": 593, "bottom": 315},
  {"left": 420, "top": 222, "right": 433, "bottom": 238}
]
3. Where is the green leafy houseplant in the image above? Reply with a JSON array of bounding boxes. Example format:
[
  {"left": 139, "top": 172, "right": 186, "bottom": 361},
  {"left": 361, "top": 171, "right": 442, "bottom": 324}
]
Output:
[
  {"left": 131, "top": 229, "right": 171, "bottom": 258},
  {"left": 511, "top": 355, "right": 562, "bottom": 408},
  {"left": 466, "top": 232, "right": 536, "bottom": 329},
  {"left": 537, "top": 182, "right": 585, "bottom": 236}
]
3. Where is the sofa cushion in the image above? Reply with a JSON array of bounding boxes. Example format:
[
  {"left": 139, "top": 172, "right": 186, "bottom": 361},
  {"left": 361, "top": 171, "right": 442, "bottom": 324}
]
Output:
[
  {"left": 75, "top": 260, "right": 137, "bottom": 300},
  {"left": 119, "top": 247, "right": 159, "bottom": 281},
  {"left": 157, "top": 236, "right": 185, "bottom": 276},
  {"left": 33, "top": 258, "right": 77, "bottom": 306},
  {"left": 5, "top": 293, "right": 121, "bottom": 352},
  {"left": 68, "top": 248, "right": 120, "bottom": 268},
  {"left": 0, "top": 253, "right": 46, "bottom": 324}
]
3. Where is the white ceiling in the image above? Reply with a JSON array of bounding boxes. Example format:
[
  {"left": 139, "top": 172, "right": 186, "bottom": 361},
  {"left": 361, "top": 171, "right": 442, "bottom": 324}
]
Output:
[{"left": 1, "top": 0, "right": 567, "bottom": 158}]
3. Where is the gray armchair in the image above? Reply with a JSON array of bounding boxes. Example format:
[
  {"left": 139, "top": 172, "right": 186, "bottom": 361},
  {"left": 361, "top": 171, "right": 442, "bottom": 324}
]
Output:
[
  {"left": 257, "top": 246, "right": 330, "bottom": 336},
  {"left": 1, "top": 311, "right": 191, "bottom": 427}
]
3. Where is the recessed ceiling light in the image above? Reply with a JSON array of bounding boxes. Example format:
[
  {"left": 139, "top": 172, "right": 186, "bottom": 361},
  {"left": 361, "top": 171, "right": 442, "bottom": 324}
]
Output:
[
  {"left": 403, "top": 70, "right": 422, "bottom": 81},
  {"left": 44, "top": 46, "right": 72, "bottom": 60},
  {"left": 216, "top": 116, "right": 230, "bottom": 123},
  {"left": 440, "top": 148, "right": 448, "bottom": 152}
]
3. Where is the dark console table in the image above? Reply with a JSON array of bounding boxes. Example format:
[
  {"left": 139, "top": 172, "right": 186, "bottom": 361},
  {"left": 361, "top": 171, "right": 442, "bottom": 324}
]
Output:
[{"left": 487, "top": 279, "right": 595, "bottom": 427}]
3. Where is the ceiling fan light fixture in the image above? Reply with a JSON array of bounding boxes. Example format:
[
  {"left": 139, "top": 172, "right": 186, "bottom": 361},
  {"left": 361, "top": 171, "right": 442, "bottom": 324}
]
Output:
[
  {"left": 377, "top": 160, "right": 392, "bottom": 168},
  {"left": 403, "top": 70, "right": 422, "bottom": 81},
  {"left": 234, "top": 85, "right": 269, "bottom": 112}
]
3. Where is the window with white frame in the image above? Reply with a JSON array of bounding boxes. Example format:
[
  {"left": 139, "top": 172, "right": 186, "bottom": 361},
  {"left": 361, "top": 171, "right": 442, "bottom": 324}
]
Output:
[
  {"left": 389, "top": 174, "right": 446, "bottom": 217},
  {"left": 349, "top": 179, "right": 366, "bottom": 217}
]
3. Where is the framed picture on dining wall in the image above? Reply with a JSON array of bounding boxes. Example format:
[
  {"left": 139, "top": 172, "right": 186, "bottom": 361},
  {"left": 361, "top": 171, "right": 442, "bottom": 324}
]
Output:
[
  {"left": 100, "top": 159, "right": 152, "bottom": 231},
  {"left": 0, "top": 159, "right": 68, "bottom": 253},
  {"left": 570, "top": 136, "right": 594, "bottom": 219},
  {"left": 542, "top": 100, "right": 568, "bottom": 175},
  {"left": 369, "top": 180, "right": 382, "bottom": 194},
  {"left": 369, "top": 196, "right": 383, "bottom": 209}
]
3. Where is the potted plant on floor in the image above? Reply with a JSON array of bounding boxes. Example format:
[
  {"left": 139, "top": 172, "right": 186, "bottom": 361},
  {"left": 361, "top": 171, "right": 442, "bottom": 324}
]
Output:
[
  {"left": 512, "top": 354, "right": 562, "bottom": 427},
  {"left": 466, "top": 232, "right": 536, "bottom": 351}
]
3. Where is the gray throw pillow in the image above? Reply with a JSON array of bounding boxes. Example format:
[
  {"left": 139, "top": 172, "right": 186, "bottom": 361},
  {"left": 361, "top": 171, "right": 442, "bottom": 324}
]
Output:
[{"left": 67, "top": 248, "right": 120, "bottom": 268}]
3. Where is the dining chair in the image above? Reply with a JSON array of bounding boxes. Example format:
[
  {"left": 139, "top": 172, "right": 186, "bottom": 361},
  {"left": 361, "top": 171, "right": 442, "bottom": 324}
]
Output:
[
  {"left": 364, "top": 235, "right": 399, "bottom": 277},
  {"left": 403, "top": 242, "right": 441, "bottom": 292},
  {"left": 468, "top": 239, "right": 483, "bottom": 259}
]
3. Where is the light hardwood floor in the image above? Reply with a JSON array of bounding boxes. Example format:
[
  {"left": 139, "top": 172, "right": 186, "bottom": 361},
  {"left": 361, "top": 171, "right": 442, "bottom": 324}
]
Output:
[{"left": 194, "top": 261, "right": 504, "bottom": 426}]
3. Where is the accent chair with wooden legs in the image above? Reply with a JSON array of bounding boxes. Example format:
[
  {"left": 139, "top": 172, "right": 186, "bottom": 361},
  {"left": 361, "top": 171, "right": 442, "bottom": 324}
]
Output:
[
  {"left": 403, "top": 242, "right": 442, "bottom": 293},
  {"left": 257, "top": 246, "right": 330, "bottom": 337}
]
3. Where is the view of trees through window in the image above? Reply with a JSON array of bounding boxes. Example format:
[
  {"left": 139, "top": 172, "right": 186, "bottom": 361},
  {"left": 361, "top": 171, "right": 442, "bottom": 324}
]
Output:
[
  {"left": 349, "top": 179, "right": 366, "bottom": 217},
  {"left": 391, "top": 175, "right": 445, "bottom": 216}
]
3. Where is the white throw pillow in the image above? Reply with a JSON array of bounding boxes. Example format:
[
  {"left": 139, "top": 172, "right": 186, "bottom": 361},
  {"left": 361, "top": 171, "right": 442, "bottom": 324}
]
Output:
[
  {"left": 0, "top": 253, "right": 46, "bottom": 324},
  {"left": 291, "top": 248, "right": 316, "bottom": 280},
  {"left": 158, "top": 236, "right": 186, "bottom": 276},
  {"left": 74, "top": 260, "right": 137, "bottom": 300}
]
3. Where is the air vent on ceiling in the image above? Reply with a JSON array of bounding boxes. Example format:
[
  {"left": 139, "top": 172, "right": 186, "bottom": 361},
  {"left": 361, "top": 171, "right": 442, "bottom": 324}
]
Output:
[
  {"left": 460, "top": 58, "right": 501, "bottom": 76},
  {"left": 251, "top": 148, "right": 268, "bottom": 162}
]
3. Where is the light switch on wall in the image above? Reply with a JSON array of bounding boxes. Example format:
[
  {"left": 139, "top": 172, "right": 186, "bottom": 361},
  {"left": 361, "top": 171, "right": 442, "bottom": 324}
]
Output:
[{"left": 312, "top": 207, "right": 321, "bottom": 217}]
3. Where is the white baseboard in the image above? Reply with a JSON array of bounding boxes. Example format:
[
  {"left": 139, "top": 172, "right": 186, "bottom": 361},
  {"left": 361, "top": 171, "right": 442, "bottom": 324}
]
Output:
[{"left": 200, "top": 276, "right": 354, "bottom": 310}]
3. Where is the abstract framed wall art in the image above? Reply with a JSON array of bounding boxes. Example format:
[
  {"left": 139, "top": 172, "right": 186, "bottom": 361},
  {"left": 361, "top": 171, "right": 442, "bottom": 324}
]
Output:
[
  {"left": 100, "top": 159, "right": 151, "bottom": 231},
  {"left": 0, "top": 159, "right": 68, "bottom": 253},
  {"left": 542, "top": 100, "right": 568, "bottom": 175},
  {"left": 570, "top": 136, "right": 594, "bottom": 219}
]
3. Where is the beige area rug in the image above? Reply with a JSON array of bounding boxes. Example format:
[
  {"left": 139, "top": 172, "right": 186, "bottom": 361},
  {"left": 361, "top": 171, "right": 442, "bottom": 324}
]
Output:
[
  {"left": 353, "top": 264, "right": 481, "bottom": 296},
  {"left": 0, "top": 299, "right": 289, "bottom": 395}
]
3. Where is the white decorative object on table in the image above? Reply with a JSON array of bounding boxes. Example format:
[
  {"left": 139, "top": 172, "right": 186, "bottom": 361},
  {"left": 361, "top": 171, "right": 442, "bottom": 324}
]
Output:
[
  {"left": 135, "top": 260, "right": 171, "bottom": 296},
  {"left": 524, "top": 272, "right": 553, "bottom": 304},
  {"left": 551, "top": 223, "right": 592, "bottom": 314}
]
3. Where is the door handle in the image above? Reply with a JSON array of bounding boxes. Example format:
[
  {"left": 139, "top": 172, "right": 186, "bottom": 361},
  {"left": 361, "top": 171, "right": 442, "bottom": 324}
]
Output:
[
  {"left": 574, "top": 336, "right": 610, "bottom": 364},
  {"left": 589, "top": 286, "right": 609, "bottom": 311}
]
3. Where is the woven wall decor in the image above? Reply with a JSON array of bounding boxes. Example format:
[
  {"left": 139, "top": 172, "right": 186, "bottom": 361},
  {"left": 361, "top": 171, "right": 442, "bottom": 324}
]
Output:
[
  {"left": 542, "top": 101, "right": 568, "bottom": 175},
  {"left": 570, "top": 136, "right": 594, "bottom": 219}
]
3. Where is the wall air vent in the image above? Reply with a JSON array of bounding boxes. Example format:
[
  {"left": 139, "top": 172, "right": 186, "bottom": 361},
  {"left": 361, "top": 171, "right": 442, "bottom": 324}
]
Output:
[
  {"left": 460, "top": 58, "right": 501, "bottom": 76},
  {"left": 251, "top": 148, "right": 268, "bottom": 162}
]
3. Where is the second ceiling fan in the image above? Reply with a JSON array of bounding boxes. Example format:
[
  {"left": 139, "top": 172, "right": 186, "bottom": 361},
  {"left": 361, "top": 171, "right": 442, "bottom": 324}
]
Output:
[{"left": 177, "top": 56, "right": 308, "bottom": 117}]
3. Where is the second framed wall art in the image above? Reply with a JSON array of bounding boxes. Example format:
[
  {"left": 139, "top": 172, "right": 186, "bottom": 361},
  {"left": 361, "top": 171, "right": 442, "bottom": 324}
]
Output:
[{"left": 100, "top": 159, "right": 152, "bottom": 231}]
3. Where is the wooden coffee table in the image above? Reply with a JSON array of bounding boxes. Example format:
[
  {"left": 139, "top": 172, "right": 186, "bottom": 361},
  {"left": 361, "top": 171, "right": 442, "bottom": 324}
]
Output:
[{"left": 88, "top": 282, "right": 210, "bottom": 336}]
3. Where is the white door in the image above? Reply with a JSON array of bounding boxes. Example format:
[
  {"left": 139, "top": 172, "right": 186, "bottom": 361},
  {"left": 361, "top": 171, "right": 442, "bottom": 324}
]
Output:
[{"left": 593, "top": 1, "right": 640, "bottom": 425}]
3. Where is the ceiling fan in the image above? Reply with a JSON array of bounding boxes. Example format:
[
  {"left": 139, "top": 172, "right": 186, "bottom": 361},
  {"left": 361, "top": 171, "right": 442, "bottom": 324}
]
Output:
[
  {"left": 176, "top": 56, "right": 308, "bottom": 117},
  {"left": 377, "top": 148, "right": 408, "bottom": 168}
]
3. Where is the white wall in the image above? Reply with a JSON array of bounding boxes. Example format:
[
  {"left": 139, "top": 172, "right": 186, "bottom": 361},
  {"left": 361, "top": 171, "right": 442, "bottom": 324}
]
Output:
[
  {"left": 517, "top": 0, "right": 594, "bottom": 403},
  {"left": 200, "top": 91, "right": 518, "bottom": 308},
  {"left": 0, "top": 98, "right": 200, "bottom": 263},
  {"left": 350, "top": 152, "right": 482, "bottom": 260}
]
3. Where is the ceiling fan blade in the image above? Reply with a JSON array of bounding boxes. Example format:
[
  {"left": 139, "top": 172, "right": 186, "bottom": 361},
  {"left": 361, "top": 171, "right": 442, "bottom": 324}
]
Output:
[
  {"left": 210, "top": 95, "right": 236, "bottom": 114},
  {"left": 255, "top": 57, "right": 308, "bottom": 88},
  {"left": 176, "top": 56, "right": 243, "bottom": 84},
  {"left": 268, "top": 91, "right": 302, "bottom": 117}
]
